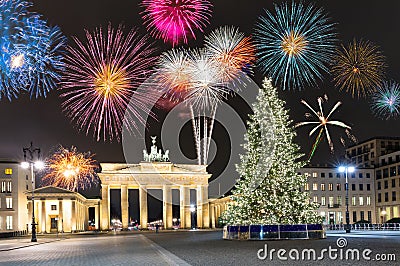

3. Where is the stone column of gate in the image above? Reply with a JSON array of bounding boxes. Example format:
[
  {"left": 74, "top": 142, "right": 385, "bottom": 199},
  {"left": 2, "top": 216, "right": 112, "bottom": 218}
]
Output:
[
  {"left": 210, "top": 203, "right": 216, "bottom": 228},
  {"left": 139, "top": 185, "right": 148, "bottom": 229},
  {"left": 180, "top": 186, "right": 190, "bottom": 228},
  {"left": 59, "top": 200, "right": 63, "bottom": 232},
  {"left": 100, "top": 184, "right": 110, "bottom": 230},
  {"left": 202, "top": 185, "right": 210, "bottom": 228},
  {"left": 196, "top": 186, "right": 203, "bottom": 228},
  {"left": 94, "top": 204, "right": 99, "bottom": 230},
  {"left": 121, "top": 185, "right": 128, "bottom": 229},
  {"left": 163, "top": 185, "right": 173, "bottom": 229}
]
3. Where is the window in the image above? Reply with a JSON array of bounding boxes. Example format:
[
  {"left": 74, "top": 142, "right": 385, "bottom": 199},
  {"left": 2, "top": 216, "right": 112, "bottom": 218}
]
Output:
[
  {"left": 4, "top": 168, "right": 12, "bottom": 175},
  {"left": 378, "top": 193, "right": 381, "bottom": 202},
  {"left": 1, "top": 181, "right": 5, "bottom": 192},
  {"left": 377, "top": 181, "right": 381, "bottom": 190},
  {"left": 390, "top": 167, "right": 397, "bottom": 177},
  {"left": 359, "top": 197, "right": 364, "bottom": 206},
  {"left": 321, "top": 184, "right": 325, "bottom": 191},
  {"left": 371, "top": 152, "right": 375, "bottom": 158},
  {"left": 51, "top": 205, "right": 57, "bottom": 210},
  {"left": 383, "top": 168, "right": 389, "bottom": 178},
  {"left": 359, "top": 173, "right": 363, "bottom": 178},
  {"left": 359, "top": 184, "right": 363, "bottom": 191},
  {"left": 384, "top": 180, "right": 388, "bottom": 189},
  {"left": 7, "top": 182, "right": 11, "bottom": 193},
  {"left": 304, "top": 184, "right": 309, "bottom": 191},
  {"left": 26, "top": 175, "right": 28, "bottom": 180},
  {"left": 366, "top": 173, "right": 371, "bottom": 178},
  {"left": 26, "top": 185, "right": 28, "bottom": 190},
  {"left": 321, "top": 173, "right": 325, "bottom": 178},
  {"left": 385, "top": 192, "right": 389, "bottom": 202},
  {"left": 329, "top": 173, "right": 333, "bottom": 178},
  {"left": 353, "top": 211, "right": 357, "bottom": 223},
  {"left": 360, "top": 211, "right": 365, "bottom": 221},
  {"left": 352, "top": 196, "right": 356, "bottom": 206},
  {"left": 351, "top": 184, "right": 356, "bottom": 191},
  {"left": 321, "top": 197, "right": 326, "bottom": 206},
  {"left": 336, "top": 173, "right": 341, "bottom": 178},
  {"left": 368, "top": 211, "right": 372, "bottom": 222},
  {"left": 336, "top": 183, "right": 341, "bottom": 191},
  {"left": 376, "top": 170, "right": 382, "bottom": 179},
  {"left": 6, "top": 197, "right": 12, "bottom": 209},
  {"left": 6, "top": 216, "right": 12, "bottom": 230},
  {"left": 366, "top": 196, "right": 371, "bottom": 206},
  {"left": 329, "top": 197, "right": 334, "bottom": 207},
  {"left": 313, "top": 196, "right": 318, "bottom": 203},
  {"left": 312, "top": 172, "right": 317, "bottom": 178},
  {"left": 328, "top": 183, "right": 333, "bottom": 191},
  {"left": 367, "top": 184, "right": 371, "bottom": 191},
  {"left": 392, "top": 179, "right": 396, "bottom": 188},
  {"left": 337, "top": 196, "right": 342, "bottom": 205},
  {"left": 312, "top": 183, "right": 318, "bottom": 191},
  {"left": 398, "top": 166, "right": 400, "bottom": 176},
  {"left": 393, "top": 191, "right": 397, "bottom": 202}
]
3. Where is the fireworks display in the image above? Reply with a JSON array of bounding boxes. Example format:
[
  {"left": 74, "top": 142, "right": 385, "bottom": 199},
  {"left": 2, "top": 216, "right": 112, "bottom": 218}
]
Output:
[
  {"left": 61, "top": 24, "right": 158, "bottom": 142},
  {"left": 0, "top": 0, "right": 66, "bottom": 100},
  {"left": 42, "top": 146, "right": 98, "bottom": 192},
  {"left": 254, "top": 1, "right": 337, "bottom": 90},
  {"left": 204, "top": 26, "right": 256, "bottom": 83},
  {"left": 296, "top": 95, "right": 354, "bottom": 160},
  {"left": 371, "top": 81, "right": 400, "bottom": 120},
  {"left": 332, "top": 39, "right": 386, "bottom": 98},
  {"left": 141, "top": 0, "right": 212, "bottom": 46}
]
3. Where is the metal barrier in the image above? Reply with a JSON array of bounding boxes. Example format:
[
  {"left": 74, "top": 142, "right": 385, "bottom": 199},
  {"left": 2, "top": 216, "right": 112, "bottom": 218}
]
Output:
[
  {"left": 327, "top": 223, "right": 400, "bottom": 231},
  {"left": 0, "top": 230, "right": 27, "bottom": 238}
]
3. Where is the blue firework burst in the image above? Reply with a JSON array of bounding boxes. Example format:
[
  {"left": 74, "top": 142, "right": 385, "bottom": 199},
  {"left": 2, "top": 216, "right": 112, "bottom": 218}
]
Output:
[
  {"left": 0, "top": 0, "right": 66, "bottom": 100},
  {"left": 254, "top": 1, "right": 337, "bottom": 90},
  {"left": 371, "top": 81, "right": 400, "bottom": 120}
]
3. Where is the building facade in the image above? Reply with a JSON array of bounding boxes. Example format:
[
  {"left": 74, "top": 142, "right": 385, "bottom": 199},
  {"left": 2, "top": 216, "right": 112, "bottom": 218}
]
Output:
[
  {"left": 299, "top": 167, "right": 376, "bottom": 224},
  {"left": 0, "top": 162, "right": 32, "bottom": 232},
  {"left": 26, "top": 186, "right": 100, "bottom": 233}
]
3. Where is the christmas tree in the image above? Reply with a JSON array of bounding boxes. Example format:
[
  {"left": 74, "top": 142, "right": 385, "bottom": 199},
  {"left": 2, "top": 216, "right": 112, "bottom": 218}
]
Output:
[{"left": 222, "top": 78, "right": 322, "bottom": 225}]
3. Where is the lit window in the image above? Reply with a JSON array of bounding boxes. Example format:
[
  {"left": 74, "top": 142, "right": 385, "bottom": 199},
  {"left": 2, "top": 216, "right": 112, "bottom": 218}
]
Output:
[
  {"left": 6, "top": 197, "right": 12, "bottom": 209},
  {"left": 7, "top": 182, "right": 11, "bottom": 193},
  {"left": 304, "top": 184, "right": 309, "bottom": 191},
  {"left": 321, "top": 197, "right": 326, "bottom": 206},
  {"left": 337, "top": 196, "right": 342, "bottom": 205},
  {"left": 328, "top": 183, "right": 333, "bottom": 191},
  {"left": 312, "top": 172, "right": 317, "bottom": 178},
  {"left": 336, "top": 183, "right": 341, "bottom": 191},
  {"left": 359, "top": 197, "right": 364, "bottom": 206},
  {"left": 6, "top": 216, "right": 12, "bottom": 230},
  {"left": 312, "top": 183, "right": 318, "bottom": 191},
  {"left": 313, "top": 196, "right": 318, "bottom": 203},
  {"left": 321, "top": 184, "right": 325, "bottom": 191},
  {"left": 1, "top": 182, "right": 5, "bottom": 192},
  {"left": 51, "top": 205, "right": 57, "bottom": 211},
  {"left": 328, "top": 197, "right": 334, "bottom": 207},
  {"left": 4, "top": 168, "right": 12, "bottom": 175},
  {"left": 352, "top": 196, "right": 356, "bottom": 206},
  {"left": 366, "top": 196, "right": 371, "bottom": 206}
]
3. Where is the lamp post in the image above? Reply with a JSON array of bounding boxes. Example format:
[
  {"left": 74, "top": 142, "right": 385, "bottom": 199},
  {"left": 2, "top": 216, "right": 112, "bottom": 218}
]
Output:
[
  {"left": 22, "top": 142, "right": 44, "bottom": 242},
  {"left": 338, "top": 165, "right": 355, "bottom": 233}
]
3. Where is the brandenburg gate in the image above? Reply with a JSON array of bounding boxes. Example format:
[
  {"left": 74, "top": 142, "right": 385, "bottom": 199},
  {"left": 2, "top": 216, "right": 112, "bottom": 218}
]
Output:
[{"left": 98, "top": 137, "right": 212, "bottom": 230}]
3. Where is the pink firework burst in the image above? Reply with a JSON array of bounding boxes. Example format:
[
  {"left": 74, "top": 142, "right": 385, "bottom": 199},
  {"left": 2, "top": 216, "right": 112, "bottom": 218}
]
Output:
[
  {"left": 61, "top": 24, "right": 158, "bottom": 142},
  {"left": 141, "top": 0, "right": 213, "bottom": 46}
]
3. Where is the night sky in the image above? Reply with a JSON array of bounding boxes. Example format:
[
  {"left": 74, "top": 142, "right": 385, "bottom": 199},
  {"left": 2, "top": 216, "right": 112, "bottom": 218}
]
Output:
[{"left": 2, "top": 1, "right": 400, "bottom": 198}]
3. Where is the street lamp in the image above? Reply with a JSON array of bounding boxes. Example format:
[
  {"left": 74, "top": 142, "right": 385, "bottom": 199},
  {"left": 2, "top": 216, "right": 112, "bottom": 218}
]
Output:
[
  {"left": 190, "top": 204, "right": 196, "bottom": 229},
  {"left": 338, "top": 165, "right": 355, "bottom": 233},
  {"left": 22, "top": 142, "right": 44, "bottom": 242}
]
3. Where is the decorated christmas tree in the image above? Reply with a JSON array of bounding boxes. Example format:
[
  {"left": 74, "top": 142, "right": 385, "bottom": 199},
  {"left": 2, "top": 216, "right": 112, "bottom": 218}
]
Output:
[{"left": 222, "top": 78, "right": 322, "bottom": 225}]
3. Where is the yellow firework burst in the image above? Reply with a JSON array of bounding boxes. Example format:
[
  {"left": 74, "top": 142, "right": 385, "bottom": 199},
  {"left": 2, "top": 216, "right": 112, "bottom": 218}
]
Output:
[
  {"left": 281, "top": 30, "right": 308, "bottom": 56},
  {"left": 331, "top": 39, "right": 386, "bottom": 98},
  {"left": 42, "top": 146, "right": 98, "bottom": 191}
]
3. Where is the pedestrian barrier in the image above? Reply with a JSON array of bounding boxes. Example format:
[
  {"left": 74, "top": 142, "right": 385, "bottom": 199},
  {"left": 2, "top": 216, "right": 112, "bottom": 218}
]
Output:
[
  {"left": 0, "top": 230, "right": 27, "bottom": 238},
  {"left": 328, "top": 223, "right": 400, "bottom": 230}
]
